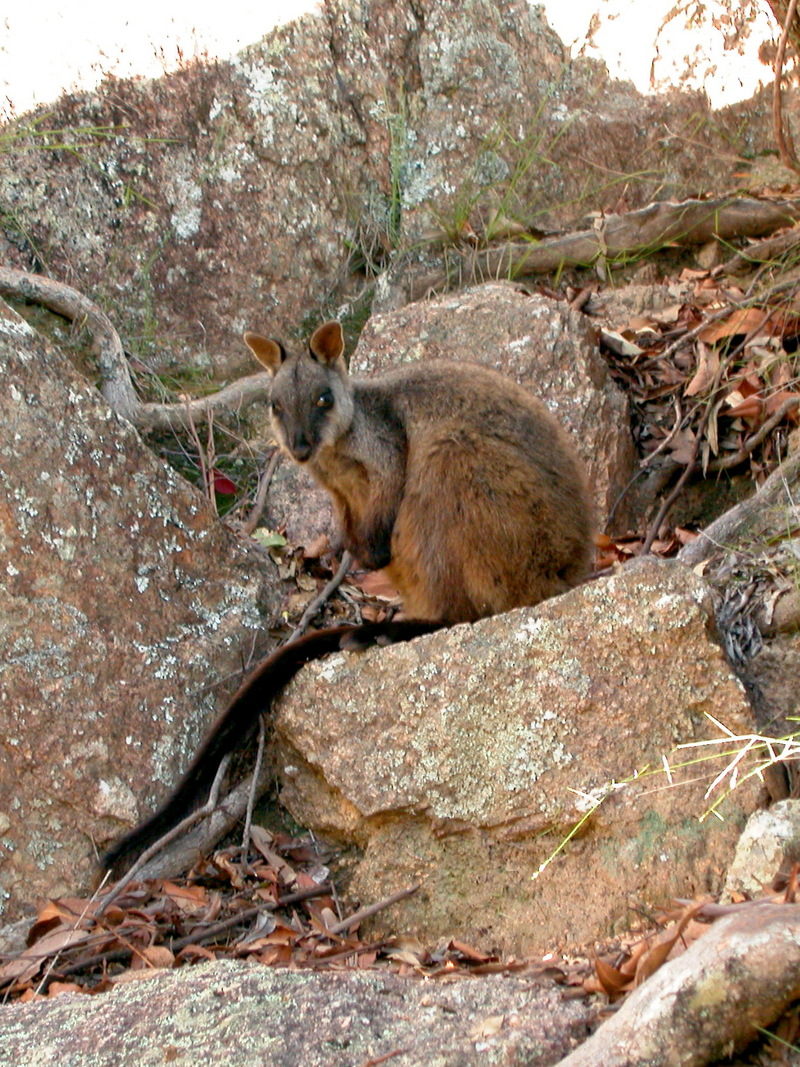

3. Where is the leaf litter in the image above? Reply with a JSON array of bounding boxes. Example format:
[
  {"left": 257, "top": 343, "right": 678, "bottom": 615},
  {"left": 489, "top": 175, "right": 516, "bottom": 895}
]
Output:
[
  {"left": 0, "top": 830, "right": 548, "bottom": 1002},
  {"left": 594, "top": 257, "right": 800, "bottom": 558},
  {"left": 3, "top": 821, "right": 798, "bottom": 1020}
]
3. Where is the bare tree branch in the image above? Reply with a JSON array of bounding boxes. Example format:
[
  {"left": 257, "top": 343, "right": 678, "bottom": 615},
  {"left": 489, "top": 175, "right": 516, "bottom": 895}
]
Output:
[
  {"left": 133, "top": 373, "right": 272, "bottom": 433},
  {"left": 111, "top": 762, "right": 273, "bottom": 885},
  {"left": 410, "top": 197, "right": 800, "bottom": 299},
  {"left": 288, "top": 551, "right": 354, "bottom": 643},
  {"left": 0, "top": 266, "right": 140, "bottom": 417},
  {"left": 0, "top": 267, "right": 271, "bottom": 431},
  {"left": 772, "top": 0, "right": 800, "bottom": 175}
]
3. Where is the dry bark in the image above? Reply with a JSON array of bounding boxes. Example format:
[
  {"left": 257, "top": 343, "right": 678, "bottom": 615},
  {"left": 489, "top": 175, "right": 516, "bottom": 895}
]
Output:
[
  {"left": 721, "top": 224, "right": 800, "bottom": 274},
  {"left": 556, "top": 905, "right": 800, "bottom": 1067},
  {"left": 678, "top": 449, "right": 800, "bottom": 566},
  {"left": 412, "top": 197, "right": 800, "bottom": 299}
]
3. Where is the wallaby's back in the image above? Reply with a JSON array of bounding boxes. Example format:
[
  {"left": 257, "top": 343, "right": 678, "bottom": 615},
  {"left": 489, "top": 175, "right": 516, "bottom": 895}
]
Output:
[{"left": 245, "top": 322, "right": 592, "bottom": 624}]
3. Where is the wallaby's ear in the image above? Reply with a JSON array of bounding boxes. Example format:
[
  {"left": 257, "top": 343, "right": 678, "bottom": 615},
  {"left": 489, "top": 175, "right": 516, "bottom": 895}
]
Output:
[
  {"left": 308, "top": 321, "right": 344, "bottom": 365},
  {"left": 244, "top": 332, "right": 286, "bottom": 375}
]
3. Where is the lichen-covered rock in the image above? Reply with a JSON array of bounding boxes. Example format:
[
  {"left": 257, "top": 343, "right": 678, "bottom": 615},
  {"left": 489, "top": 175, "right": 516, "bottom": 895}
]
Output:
[
  {"left": 0, "top": 960, "right": 592, "bottom": 1066},
  {"left": 273, "top": 558, "right": 758, "bottom": 953},
  {"left": 724, "top": 799, "right": 800, "bottom": 899},
  {"left": 0, "top": 302, "right": 278, "bottom": 920},
  {"left": 0, "top": 1, "right": 766, "bottom": 375}
]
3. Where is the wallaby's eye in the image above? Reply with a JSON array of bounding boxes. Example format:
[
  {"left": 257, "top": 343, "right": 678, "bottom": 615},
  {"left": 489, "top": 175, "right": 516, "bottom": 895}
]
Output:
[
  {"left": 271, "top": 400, "right": 283, "bottom": 418},
  {"left": 317, "top": 390, "right": 334, "bottom": 410}
]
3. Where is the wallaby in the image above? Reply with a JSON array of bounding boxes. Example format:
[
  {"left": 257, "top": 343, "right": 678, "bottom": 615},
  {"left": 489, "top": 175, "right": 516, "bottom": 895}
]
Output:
[
  {"left": 246, "top": 320, "right": 592, "bottom": 623},
  {"left": 103, "top": 320, "right": 592, "bottom": 876}
]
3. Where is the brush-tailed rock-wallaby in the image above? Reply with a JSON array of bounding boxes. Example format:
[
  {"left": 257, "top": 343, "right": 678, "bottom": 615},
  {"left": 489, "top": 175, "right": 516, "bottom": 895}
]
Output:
[
  {"left": 103, "top": 320, "right": 592, "bottom": 876},
  {"left": 247, "top": 319, "right": 592, "bottom": 623}
]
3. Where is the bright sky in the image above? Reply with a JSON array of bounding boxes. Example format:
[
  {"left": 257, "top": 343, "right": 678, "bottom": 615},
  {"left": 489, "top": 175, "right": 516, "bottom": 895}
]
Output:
[
  {"left": 0, "top": 0, "right": 776, "bottom": 120},
  {"left": 0, "top": 1, "right": 320, "bottom": 118}
]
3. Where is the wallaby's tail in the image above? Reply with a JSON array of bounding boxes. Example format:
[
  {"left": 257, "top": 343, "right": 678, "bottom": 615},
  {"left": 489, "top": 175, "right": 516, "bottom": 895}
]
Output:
[{"left": 102, "top": 619, "right": 439, "bottom": 877}]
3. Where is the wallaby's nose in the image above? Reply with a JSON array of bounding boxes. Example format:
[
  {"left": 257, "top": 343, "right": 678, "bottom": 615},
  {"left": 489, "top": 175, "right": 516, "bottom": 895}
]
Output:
[{"left": 292, "top": 433, "right": 313, "bottom": 462}]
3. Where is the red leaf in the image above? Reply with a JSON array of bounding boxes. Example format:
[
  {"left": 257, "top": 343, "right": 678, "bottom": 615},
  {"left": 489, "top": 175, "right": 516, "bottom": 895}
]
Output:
[{"left": 210, "top": 469, "right": 237, "bottom": 495}]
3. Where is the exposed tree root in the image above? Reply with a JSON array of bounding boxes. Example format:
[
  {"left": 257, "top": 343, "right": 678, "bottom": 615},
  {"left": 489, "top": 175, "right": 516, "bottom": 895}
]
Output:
[
  {"left": 4, "top": 197, "right": 800, "bottom": 429},
  {"left": 557, "top": 905, "right": 800, "bottom": 1067},
  {"left": 679, "top": 449, "right": 800, "bottom": 566},
  {"left": 0, "top": 266, "right": 271, "bottom": 431},
  {"left": 0, "top": 265, "right": 140, "bottom": 417}
]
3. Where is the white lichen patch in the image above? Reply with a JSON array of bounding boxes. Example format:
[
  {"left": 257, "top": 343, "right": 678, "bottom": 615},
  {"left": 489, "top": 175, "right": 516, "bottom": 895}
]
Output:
[
  {"left": 40, "top": 524, "right": 79, "bottom": 562},
  {"left": 164, "top": 153, "right": 204, "bottom": 240},
  {"left": 234, "top": 59, "right": 287, "bottom": 144},
  {"left": 317, "top": 654, "right": 348, "bottom": 683},
  {"left": 93, "top": 778, "right": 139, "bottom": 821},
  {"left": 507, "top": 335, "right": 532, "bottom": 351},
  {"left": 0, "top": 316, "right": 35, "bottom": 339}
]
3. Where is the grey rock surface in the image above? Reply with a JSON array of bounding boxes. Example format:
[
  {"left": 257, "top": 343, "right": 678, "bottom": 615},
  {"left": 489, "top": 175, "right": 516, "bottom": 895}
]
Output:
[
  {"left": 273, "top": 559, "right": 759, "bottom": 953},
  {"left": 0, "top": 302, "right": 277, "bottom": 920},
  {"left": 0, "top": 961, "right": 592, "bottom": 1067},
  {"left": 0, "top": 1, "right": 760, "bottom": 374}
]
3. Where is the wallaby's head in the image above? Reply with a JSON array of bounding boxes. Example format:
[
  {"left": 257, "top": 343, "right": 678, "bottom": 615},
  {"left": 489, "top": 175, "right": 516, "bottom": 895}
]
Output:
[{"left": 244, "top": 320, "right": 355, "bottom": 465}]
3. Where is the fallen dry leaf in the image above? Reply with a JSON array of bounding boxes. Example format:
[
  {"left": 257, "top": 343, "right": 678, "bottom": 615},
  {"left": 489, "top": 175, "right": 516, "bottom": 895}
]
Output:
[
  {"left": 0, "top": 926, "right": 93, "bottom": 986},
  {"left": 593, "top": 952, "right": 633, "bottom": 997},
  {"left": 135, "top": 945, "right": 175, "bottom": 970},
  {"left": 684, "top": 343, "right": 720, "bottom": 397},
  {"left": 698, "top": 307, "right": 774, "bottom": 343}
]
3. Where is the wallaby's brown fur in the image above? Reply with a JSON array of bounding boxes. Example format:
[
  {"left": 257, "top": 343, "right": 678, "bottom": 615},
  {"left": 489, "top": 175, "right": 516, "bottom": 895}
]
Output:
[
  {"left": 245, "top": 320, "right": 593, "bottom": 624},
  {"left": 102, "top": 321, "right": 592, "bottom": 877}
]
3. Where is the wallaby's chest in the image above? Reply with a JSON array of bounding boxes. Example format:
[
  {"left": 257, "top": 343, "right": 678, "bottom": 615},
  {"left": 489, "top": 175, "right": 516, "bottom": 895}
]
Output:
[{"left": 310, "top": 441, "right": 376, "bottom": 512}]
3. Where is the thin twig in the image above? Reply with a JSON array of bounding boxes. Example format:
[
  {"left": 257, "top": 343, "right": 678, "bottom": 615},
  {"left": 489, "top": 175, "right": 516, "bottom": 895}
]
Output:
[
  {"left": 641, "top": 346, "right": 737, "bottom": 554},
  {"left": 325, "top": 883, "right": 421, "bottom": 935},
  {"left": 641, "top": 397, "right": 684, "bottom": 468},
  {"left": 641, "top": 434, "right": 701, "bottom": 553},
  {"left": 48, "top": 886, "right": 333, "bottom": 984},
  {"left": 637, "top": 295, "right": 797, "bottom": 549},
  {"left": 357, "top": 1050, "right": 409, "bottom": 1067},
  {"left": 708, "top": 396, "right": 800, "bottom": 472},
  {"left": 241, "top": 449, "right": 281, "bottom": 535},
  {"left": 185, "top": 400, "right": 216, "bottom": 515},
  {"left": 241, "top": 715, "right": 267, "bottom": 853},
  {"left": 169, "top": 886, "right": 331, "bottom": 951},
  {"left": 287, "top": 551, "right": 353, "bottom": 643},
  {"left": 96, "top": 754, "right": 232, "bottom": 917}
]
